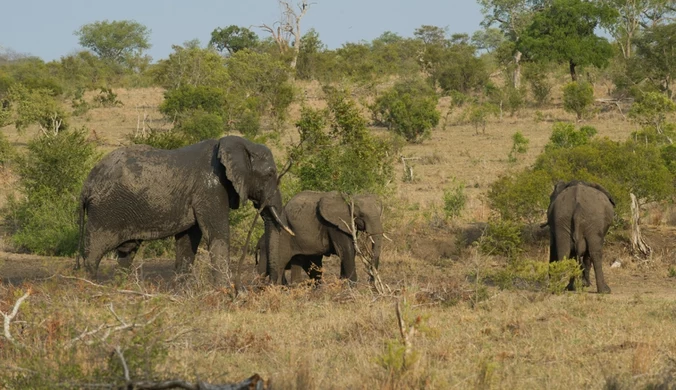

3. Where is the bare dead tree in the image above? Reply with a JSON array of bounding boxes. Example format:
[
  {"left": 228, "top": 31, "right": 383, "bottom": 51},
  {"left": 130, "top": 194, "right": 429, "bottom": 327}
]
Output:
[{"left": 258, "top": 0, "right": 312, "bottom": 71}]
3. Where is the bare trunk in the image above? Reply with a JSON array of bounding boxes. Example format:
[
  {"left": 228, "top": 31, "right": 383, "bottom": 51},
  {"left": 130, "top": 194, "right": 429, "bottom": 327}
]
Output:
[
  {"left": 630, "top": 193, "right": 652, "bottom": 259},
  {"left": 569, "top": 60, "right": 577, "bottom": 82},
  {"left": 513, "top": 50, "right": 522, "bottom": 89}
]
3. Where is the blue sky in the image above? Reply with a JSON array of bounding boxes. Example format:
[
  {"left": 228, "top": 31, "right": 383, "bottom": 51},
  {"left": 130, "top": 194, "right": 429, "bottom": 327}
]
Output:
[{"left": 0, "top": 0, "right": 484, "bottom": 62}]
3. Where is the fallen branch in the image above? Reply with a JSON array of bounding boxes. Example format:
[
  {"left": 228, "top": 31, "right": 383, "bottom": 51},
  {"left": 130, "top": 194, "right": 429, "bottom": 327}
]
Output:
[
  {"left": 68, "top": 305, "right": 163, "bottom": 347},
  {"left": 1, "top": 289, "right": 31, "bottom": 346}
]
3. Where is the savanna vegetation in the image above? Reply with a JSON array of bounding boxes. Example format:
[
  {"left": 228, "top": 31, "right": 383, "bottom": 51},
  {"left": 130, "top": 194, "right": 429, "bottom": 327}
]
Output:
[{"left": 1, "top": 0, "right": 676, "bottom": 388}]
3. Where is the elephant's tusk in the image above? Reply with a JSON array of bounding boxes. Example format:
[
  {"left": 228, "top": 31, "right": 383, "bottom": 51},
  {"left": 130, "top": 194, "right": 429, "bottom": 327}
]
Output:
[{"left": 269, "top": 206, "right": 295, "bottom": 236}]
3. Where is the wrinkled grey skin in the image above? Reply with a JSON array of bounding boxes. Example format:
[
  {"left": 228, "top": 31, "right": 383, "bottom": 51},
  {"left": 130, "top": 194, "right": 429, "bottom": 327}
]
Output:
[
  {"left": 257, "top": 191, "right": 383, "bottom": 285},
  {"left": 76, "top": 135, "right": 287, "bottom": 286},
  {"left": 543, "top": 180, "right": 615, "bottom": 293}
]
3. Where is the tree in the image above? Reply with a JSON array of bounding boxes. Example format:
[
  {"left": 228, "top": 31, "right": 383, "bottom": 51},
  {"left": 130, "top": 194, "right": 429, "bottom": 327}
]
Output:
[
  {"left": 258, "top": 0, "right": 311, "bottom": 70},
  {"left": 471, "top": 27, "right": 506, "bottom": 54},
  {"left": 209, "top": 25, "right": 259, "bottom": 54},
  {"left": 601, "top": 0, "right": 676, "bottom": 58},
  {"left": 633, "top": 22, "right": 676, "bottom": 97},
  {"left": 477, "top": 0, "right": 548, "bottom": 88},
  {"left": 74, "top": 20, "right": 151, "bottom": 67},
  {"left": 518, "top": 0, "right": 617, "bottom": 81}
]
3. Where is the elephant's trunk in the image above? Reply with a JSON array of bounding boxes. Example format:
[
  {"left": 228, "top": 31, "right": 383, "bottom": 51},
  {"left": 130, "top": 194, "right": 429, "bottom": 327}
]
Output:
[{"left": 366, "top": 220, "right": 383, "bottom": 270}]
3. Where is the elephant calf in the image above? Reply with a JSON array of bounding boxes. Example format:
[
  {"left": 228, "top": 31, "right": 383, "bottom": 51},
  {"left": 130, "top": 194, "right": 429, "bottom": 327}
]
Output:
[
  {"left": 543, "top": 180, "right": 615, "bottom": 293},
  {"left": 256, "top": 191, "right": 384, "bottom": 285}
]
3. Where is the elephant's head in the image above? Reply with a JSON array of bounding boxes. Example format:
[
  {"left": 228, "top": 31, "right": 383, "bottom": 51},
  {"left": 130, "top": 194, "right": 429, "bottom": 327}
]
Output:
[
  {"left": 318, "top": 192, "right": 384, "bottom": 269},
  {"left": 217, "top": 136, "right": 292, "bottom": 235}
]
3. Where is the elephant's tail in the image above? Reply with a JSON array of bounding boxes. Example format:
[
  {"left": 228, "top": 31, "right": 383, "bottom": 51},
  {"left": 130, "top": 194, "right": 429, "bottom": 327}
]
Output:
[
  {"left": 571, "top": 204, "right": 586, "bottom": 258},
  {"left": 75, "top": 191, "right": 88, "bottom": 270}
]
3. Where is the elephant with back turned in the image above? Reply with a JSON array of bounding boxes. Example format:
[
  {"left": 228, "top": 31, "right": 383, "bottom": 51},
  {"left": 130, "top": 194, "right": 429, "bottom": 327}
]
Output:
[
  {"left": 543, "top": 180, "right": 615, "bottom": 293},
  {"left": 257, "top": 191, "right": 383, "bottom": 285},
  {"left": 76, "top": 135, "right": 293, "bottom": 285}
]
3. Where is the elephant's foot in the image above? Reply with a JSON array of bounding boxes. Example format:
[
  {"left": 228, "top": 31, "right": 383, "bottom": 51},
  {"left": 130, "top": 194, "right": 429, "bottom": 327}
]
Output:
[{"left": 597, "top": 284, "right": 611, "bottom": 294}]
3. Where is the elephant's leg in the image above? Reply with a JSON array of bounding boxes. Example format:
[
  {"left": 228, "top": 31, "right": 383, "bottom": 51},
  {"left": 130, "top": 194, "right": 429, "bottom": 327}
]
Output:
[
  {"left": 289, "top": 262, "right": 305, "bottom": 285},
  {"left": 174, "top": 225, "right": 202, "bottom": 274},
  {"left": 116, "top": 240, "right": 141, "bottom": 269},
  {"left": 83, "top": 228, "right": 118, "bottom": 280},
  {"left": 590, "top": 247, "right": 611, "bottom": 294},
  {"left": 581, "top": 254, "right": 592, "bottom": 287},
  {"left": 330, "top": 231, "right": 357, "bottom": 282},
  {"left": 195, "top": 211, "right": 229, "bottom": 286}
]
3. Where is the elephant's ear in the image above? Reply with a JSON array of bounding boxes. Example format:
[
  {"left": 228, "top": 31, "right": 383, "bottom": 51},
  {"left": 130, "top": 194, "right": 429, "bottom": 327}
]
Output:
[
  {"left": 218, "top": 136, "right": 249, "bottom": 208},
  {"left": 318, "top": 193, "right": 353, "bottom": 235}
]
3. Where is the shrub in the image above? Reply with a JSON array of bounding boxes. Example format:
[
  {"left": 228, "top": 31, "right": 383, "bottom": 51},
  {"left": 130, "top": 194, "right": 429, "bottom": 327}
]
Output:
[
  {"left": 562, "top": 81, "right": 594, "bottom": 120},
  {"left": 503, "top": 85, "right": 527, "bottom": 116},
  {"left": 5, "top": 128, "right": 100, "bottom": 255},
  {"left": 127, "top": 129, "right": 188, "bottom": 150},
  {"left": 523, "top": 63, "right": 552, "bottom": 107},
  {"left": 93, "top": 87, "right": 122, "bottom": 107},
  {"left": 159, "top": 85, "right": 227, "bottom": 118},
  {"left": 8, "top": 84, "right": 69, "bottom": 133},
  {"left": 478, "top": 219, "right": 523, "bottom": 259},
  {"left": 628, "top": 91, "right": 676, "bottom": 134},
  {"left": 290, "top": 87, "right": 395, "bottom": 195},
  {"left": 508, "top": 131, "right": 529, "bottom": 162},
  {"left": 443, "top": 178, "right": 466, "bottom": 220},
  {"left": 487, "top": 258, "right": 581, "bottom": 294},
  {"left": 371, "top": 78, "right": 440, "bottom": 143},
  {"left": 0, "top": 131, "right": 16, "bottom": 166},
  {"left": 463, "top": 102, "right": 499, "bottom": 135},
  {"left": 175, "top": 110, "right": 224, "bottom": 143},
  {"left": 544, "top": 122, "right": 597, "bottom": 152},
  {"left": 487, "top": 169, "right": 551, "bottom": 223}
]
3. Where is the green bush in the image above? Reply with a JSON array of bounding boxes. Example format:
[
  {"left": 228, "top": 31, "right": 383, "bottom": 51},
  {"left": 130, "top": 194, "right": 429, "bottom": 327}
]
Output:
[
  {"left": 487, "top": 169, "right": 551, "bottom": 223},
  {"left": 371, "top": 78, "right": 440, "bottom": 143},
  {"left": 5, "top": 128, "right": 100, "bottom": 255},
  {"left": 443, "top": 178, "right": 466, "bottom": 220},
  {"left": 127, "top": 129, "right": 188, "bottom": 150},
  {"left": 290, "top": 87, "right": 395, "bottom": 195},
  {"left": 544, "top": 122, "right": 597, "bottom": 152},
  {"left": 92, "top": 87, "right": 122, "bottom": 107},
  {"left": 628, "top": 91, "right": 676, "bottom": 134},
  {"left": 463, "top": 102, "right": 499, "bottom": 135},
  {"left": 8, "top": 85, "right": 69, "bottom": 133},
  {"left": 159, "top": 85, "right": 227, "bottom": 117},
  {"left": 508, "top": 131, "right": 529, "bottom": 162},
  {"left": 478, "top": 219, "right": 523, "bottom": 259},
  {"left": 487, "top": 258, "right": 581, "bottom": 294},
  {"left": 523, "top": 63, "right": 552, "bottom": 107},
  {"left": 0, "top": 131, "right": 16, "bottom": 166},
  {"left": 175, "top": 110, "right": 224, "bottom": 143},
  {"left": 562, "top": 81, "right": 594, "bottom": 120}
]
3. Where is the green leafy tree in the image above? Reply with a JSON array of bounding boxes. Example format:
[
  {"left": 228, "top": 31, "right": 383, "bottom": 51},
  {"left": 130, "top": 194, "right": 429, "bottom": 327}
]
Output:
[
  {"left": 518, "top": 0, "right": 617, "bottom": 81},
  {"left": 151, "top": 44, "right": 229, "bottom": 90},
  {"left": 295, "top": 29, "right": 325, "bottom": 80},
  {"left": 371, "top": 78, "right": 440, "bottom": 143},
  {"left": 432, "top": 42, "right": 489, "bottom": 94},
  {"left": 508, "top": 131, "right": 529, "bottom": 162},
  {"left": 478, "top": 0, "right": 548, "bottom": 88},
  {"left": 471, "top": 27, "right": 506, "bottom": 54},
  {"left": 632, "top": 23, "right": 676, "bottom": 97},
  {"left": 209, "top": 25, "right": 259, "bottom": 54},
  {"left": 604, "top": 0, "right": 676, "bottom": 59},
  {"left": 8, "top": 84, "right": 69, "bottom": 133},
  {"left": 74, "top": 20, "right": 151, "bottom": 67}
]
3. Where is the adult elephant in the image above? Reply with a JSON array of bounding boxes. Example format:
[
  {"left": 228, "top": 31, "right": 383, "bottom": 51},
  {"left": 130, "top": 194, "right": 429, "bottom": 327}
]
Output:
[
  {"left": 543, "top": 180, "right": 615, "bottom": 293},
  {"left": 257, "top": 191, "right": 383, "bottom": 285},
  {"left": 76, "top": 135, "right": 293, "bottom": 285}
]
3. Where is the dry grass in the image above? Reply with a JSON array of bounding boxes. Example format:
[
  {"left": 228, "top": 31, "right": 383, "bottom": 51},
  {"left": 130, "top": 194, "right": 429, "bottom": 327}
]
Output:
[{"left": 1, "top": 83, "right": 676, "bottom": 389}]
